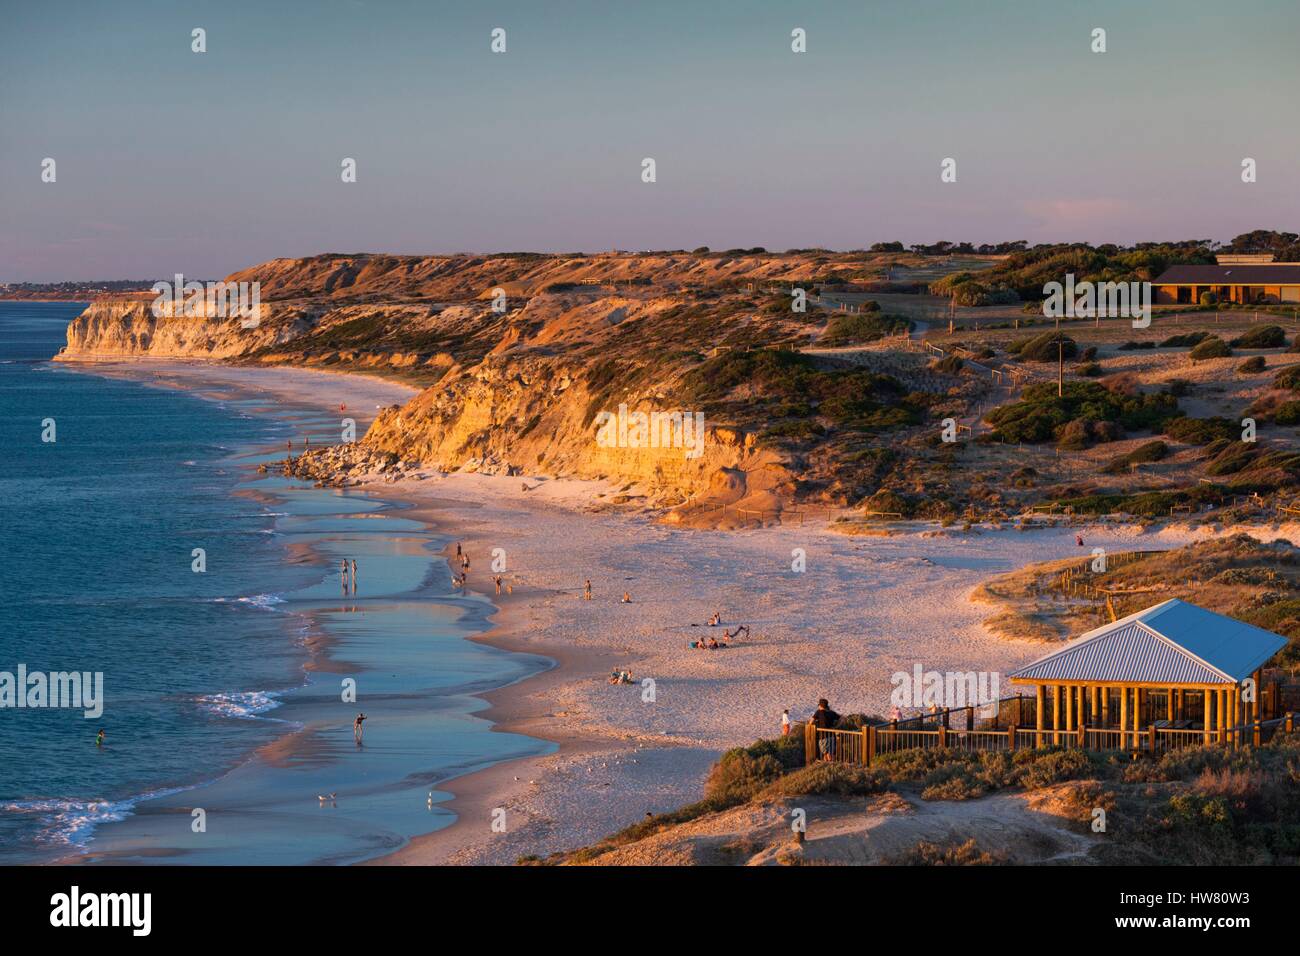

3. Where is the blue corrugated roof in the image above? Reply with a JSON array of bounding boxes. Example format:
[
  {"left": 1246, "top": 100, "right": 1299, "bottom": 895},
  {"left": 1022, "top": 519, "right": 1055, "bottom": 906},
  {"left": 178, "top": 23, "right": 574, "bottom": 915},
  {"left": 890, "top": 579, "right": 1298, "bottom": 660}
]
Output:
[{"left": 1010, "top": 599, "right": 1288, "bottom": 685}]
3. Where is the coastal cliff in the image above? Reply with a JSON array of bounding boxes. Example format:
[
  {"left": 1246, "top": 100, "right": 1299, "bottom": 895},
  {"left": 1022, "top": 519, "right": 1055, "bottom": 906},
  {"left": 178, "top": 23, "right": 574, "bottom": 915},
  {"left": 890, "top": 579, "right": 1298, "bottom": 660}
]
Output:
[{"left": 55, "top": 251, "right": 960, "bottom": 516}]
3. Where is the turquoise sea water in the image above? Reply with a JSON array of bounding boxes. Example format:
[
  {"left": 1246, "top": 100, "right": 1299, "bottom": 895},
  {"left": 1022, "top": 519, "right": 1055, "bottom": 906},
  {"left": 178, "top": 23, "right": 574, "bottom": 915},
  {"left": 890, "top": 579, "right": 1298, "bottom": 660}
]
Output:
[{"left": 0, "top": 302, "right": 552, "bottom": 864}]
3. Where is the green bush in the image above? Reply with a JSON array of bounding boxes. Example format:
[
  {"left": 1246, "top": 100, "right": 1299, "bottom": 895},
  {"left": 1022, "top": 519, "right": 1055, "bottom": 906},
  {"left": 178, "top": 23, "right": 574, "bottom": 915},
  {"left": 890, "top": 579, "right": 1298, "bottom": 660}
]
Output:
[
  {"left": 1102, "top": 439, "right": 1169, "bottom": 473},
  {"left": 1163, "top": 415, "right": 1236, "bottom": 444},
  {"left": 1273, "top": 365, "right": 1300, "bottom": 391},
  {"left": 1230, "top": 325, "right": 1286, "bottom": 349},
  {"left": 1275, "top": 402, "right": 1300, "bottom": 426},
  {"left": 1199, "top": 291, "right": 1219, "bottom": 305},
  {"left": 1012, "top": 331, "right": 1077, "bottom": 362},
  {"left": 1238, "top": 356, "right": 1267, "bottom": 374},
  {"left": 986, "top": 380, "right": 1178, "bottom": 445},
  {"left": 819, "top": 311, "right": 910, "bottom": 346},
  {"left": 1190, "top": 337, "right": 1232, "bottom": 361},
  {"left": 1160, "top": 332, "right": 1210, "bottom": 348}
]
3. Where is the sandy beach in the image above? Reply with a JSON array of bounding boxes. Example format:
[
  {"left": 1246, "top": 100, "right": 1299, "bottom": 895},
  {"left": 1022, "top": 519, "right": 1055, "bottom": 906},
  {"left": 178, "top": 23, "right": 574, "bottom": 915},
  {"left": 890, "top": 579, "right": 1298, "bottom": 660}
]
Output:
[{"left": 52, "top": 358, "right": 1278, "bottom": 866}]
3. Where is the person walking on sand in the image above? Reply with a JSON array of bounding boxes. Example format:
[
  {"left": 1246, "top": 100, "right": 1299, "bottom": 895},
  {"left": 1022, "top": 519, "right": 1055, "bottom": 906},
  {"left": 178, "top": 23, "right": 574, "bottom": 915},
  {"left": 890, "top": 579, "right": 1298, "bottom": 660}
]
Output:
[
  {"left": 781, "top": 709, "right": 791, "bottom": 736},
  {"left": 340, "top": 559, "right": 350, "bottom": 590},
  {"left": 494, "top": 575, "right": 503, "bottom": 596},
  {"left": 353, "top": 713, "right": 367, "bottom": 744},
  {"left": 584, "top": 579, "right": 592, "bottom": 601},
  {"left": 456, "top": 543, "right": 462, "bottom": 559},
  {"left": 351, "top": 559, "right": 358, "bottom": 593}
]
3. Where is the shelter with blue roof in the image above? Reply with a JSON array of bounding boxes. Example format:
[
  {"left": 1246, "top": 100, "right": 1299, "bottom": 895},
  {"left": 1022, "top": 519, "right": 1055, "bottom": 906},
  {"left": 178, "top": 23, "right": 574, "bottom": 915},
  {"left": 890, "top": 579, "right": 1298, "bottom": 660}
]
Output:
[{"left": 1009, "top": 599, "right": 1289, "bottom": 747}]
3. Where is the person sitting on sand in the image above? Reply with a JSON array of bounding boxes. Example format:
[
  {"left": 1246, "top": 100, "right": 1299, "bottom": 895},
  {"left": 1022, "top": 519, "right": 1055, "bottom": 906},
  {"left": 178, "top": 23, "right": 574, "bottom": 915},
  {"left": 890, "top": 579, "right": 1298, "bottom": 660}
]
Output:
[
  {"left": 621, "top": 592, "right": 631, "bottom": 603},
  {"left": 707, "top": 612, "right": 721, "bottom": 627},
  {"left": 707, "top": 637, "right": 720, "bottom": 649}
]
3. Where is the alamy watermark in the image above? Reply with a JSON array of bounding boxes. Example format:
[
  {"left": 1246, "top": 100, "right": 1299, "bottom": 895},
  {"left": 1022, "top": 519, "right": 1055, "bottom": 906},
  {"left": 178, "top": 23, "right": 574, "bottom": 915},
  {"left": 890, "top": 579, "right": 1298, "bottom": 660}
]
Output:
[
  {"left": 0, "top": 665, "right": 103, "bottom": 718},
  {"left": 1043, "top": 273, "right": 1151, "bottom": 328},
  {"left": 594, "top": 403, "right": 706, "bottom": 459},
  {"left": 151, "top": 273, "right": 262, "bottom": 328},
  {"left": 890, "top": 664, "right": 1000, "bottom": 718}
]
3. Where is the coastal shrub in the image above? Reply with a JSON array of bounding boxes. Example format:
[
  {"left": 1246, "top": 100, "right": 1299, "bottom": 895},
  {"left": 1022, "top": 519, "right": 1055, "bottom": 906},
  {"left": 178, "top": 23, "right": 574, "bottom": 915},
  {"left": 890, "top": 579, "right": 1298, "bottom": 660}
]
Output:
[
  {"left": 1273, "top": 365, "right": 1300, "bottom": 391},
  {"left": 1011, "top": 331, "right": 1077, "bottom": 362},
  {"left": 1160, "top": 331, "right": 1210, "bottom": 348},
  {"left": 934, "top": 354, "right": 964, "bottom": 375},
  {"left": 1101, "top": 440, "right": 1168, "bottom": 474},
  {"left": 763, "top": 763, "right": 887, "bottom": 798},
  {"left": 818, "top": 310, "right": 910, "bottom": 346},
  {"left": 1238, "top": 356, "right": 1267, "bottom": 374},
  {"left": 1163, "top": 415, "right": 1236, "bottom": 445},
  {"left": 680, "top": 348, "right": 921, "bottom": 433},
  {"left": 1081, "top": 346, "right": 1098, "bottom": 361},
  {"left": 986, "top": 380, "right": 1178, "bottom": 445},
  {"left": 1076, "top": 362, "right": 1102, "bottom": 377},
  {"left": 884, "top": 838, "right": 1009, "bottom": 866},
  {"left": 705, "top": 751, "right": 784, "bottom": 803},
  {"left": 1274, "top": 402, "right": 1300, "bottom": 426},
  {"left": 1164, "top": 378, "right": 1192, "bottom": 397},
  {"left": 1199, "top": 291, "right": 1219, "bottom": 306},
  {"left": 1190, "top": 336, "right": 1232, "bottom": 361},
  {"left": 1230, "top": 325, "right": 1286, "bottom": 349}
]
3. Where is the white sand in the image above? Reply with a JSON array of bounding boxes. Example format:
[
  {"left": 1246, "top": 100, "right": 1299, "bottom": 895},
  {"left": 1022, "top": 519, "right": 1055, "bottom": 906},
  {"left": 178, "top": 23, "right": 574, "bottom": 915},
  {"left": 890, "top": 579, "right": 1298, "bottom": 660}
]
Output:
[
  {"left": 372, "top": 470, "right": 1235, "bottom": 864},
  {"left": 76, "top": 359, "right": 1268, "bottom": 864}
]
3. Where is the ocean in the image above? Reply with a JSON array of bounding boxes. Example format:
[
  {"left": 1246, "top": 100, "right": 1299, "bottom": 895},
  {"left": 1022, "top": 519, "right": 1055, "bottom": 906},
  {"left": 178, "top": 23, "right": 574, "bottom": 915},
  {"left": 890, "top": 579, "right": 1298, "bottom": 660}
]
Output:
[{"left": 0, "top": 301, "right": 552, "bottom": 864}]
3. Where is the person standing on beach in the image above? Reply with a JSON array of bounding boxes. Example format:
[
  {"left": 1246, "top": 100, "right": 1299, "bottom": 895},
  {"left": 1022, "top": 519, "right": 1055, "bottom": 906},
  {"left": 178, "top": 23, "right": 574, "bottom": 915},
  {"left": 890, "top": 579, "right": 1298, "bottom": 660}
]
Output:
[
  {"left": 456, "top": 543, "right": 462, "bottom": 558},
  {"left": 351, "top": 559, "right": 358, "bottom": 593},
  {"left": 353, "top": 713, "right": 367, "bottom": 744},
  {"left": 811, "top": 699, "right": 840, "bottom": 761},
  {"left": 584, "top": 579, "right": 592, "bottom": 601},
  {"left": 341, "top": 559, "right": 350, "bottom": 590},
  {"left": 494, "top": 575, "right": 503, "bottom": 596},
  {"left": 781, "top": 709, "right": 791, "bottom": 736}
]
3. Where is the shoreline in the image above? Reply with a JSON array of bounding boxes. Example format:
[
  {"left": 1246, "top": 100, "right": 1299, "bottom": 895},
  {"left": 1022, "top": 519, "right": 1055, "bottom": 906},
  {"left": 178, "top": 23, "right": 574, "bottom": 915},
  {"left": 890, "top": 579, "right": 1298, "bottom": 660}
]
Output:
[{"left": 45, "top": 356, "right": 1293, "bottom": 866}]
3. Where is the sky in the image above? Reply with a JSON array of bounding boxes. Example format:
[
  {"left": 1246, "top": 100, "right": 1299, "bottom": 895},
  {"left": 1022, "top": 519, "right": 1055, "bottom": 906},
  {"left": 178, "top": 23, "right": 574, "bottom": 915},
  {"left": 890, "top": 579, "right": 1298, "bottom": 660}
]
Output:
[{"left": 2, "top": 0, "right": 1299, "bottom": 281}]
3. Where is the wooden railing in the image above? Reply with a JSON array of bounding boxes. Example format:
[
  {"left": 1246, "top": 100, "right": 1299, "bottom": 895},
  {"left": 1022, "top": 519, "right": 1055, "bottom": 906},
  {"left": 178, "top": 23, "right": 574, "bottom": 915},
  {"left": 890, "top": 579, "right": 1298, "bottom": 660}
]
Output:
[{"left": 804, "top": 701, "right": 1300, "bottom": 766}]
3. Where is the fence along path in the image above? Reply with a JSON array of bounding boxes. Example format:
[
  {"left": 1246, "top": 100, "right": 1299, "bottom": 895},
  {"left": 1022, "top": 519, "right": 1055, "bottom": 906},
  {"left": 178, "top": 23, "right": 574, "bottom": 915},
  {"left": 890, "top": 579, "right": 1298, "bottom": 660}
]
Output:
[{"left": 805, "top": 695, "right": 1300, "bottom": 766}]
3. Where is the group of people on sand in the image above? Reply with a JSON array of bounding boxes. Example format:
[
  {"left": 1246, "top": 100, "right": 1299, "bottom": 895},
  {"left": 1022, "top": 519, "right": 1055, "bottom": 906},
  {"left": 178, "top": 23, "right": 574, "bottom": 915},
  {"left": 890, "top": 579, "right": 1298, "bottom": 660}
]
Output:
[
  {"left": 608, "top": 669, "right": 635, "bottom": 685},
  {"left": 340, "top": 558, "right": 359, "bottom": 593},
  {"left": 688, "top": 611, "right": 750, "bottom": 649}
]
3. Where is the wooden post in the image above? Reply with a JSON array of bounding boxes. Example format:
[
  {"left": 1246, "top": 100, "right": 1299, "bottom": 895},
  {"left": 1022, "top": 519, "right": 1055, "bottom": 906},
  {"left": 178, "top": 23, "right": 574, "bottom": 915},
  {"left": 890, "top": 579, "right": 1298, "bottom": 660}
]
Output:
[
  {"left": 1148, "top": 723, "right": 1156, "bottom": 753},
  {"left": 1035, "top": 684, "right": 1045, "bottom": 748},
  {"left": 1007, "top": 722, "right": 1017, "bottom": 752},
  {"left": 1119, "top": 686, "right": 1128, "bottom": 749},
  {"left": 1102, "top": 687, "right": 1109, "bottom": 725},
  {"left": 861, "top": 725, "right": 870, "bottom": 766},
  {"left": 867, "top": 724, "right": 876, "bottom": 765},
  {"left": 1203, "top": 690, "right": 1213, "bottom": 746},
  {"left": 1065, "top": 683, "right": 1075, "bottom": 732},
  {"left": 1287, "top": 712, "right": 1295, "bottom": 735},
  {"left": 804, "top": 720, "right": 816, "bottom": 766},
  {"left": 1251, "top": 671, "right": 1260, "bottom": 722},
  {"left": 1052, "top": 685, "right": 1061, "bottom": 745},
  {"left": 1077, "top": 723, "right": 1086, "bottom": 749},
  {"left": 1167, "top": 689, "right": 1174, "bottom": 722}
]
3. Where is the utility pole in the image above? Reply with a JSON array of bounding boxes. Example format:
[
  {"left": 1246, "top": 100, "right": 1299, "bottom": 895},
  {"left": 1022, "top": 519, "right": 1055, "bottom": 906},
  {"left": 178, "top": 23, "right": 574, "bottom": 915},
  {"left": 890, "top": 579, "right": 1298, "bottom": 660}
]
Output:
[{"left": 1058, "top": 340, "right": 1064, "bottom": 397}]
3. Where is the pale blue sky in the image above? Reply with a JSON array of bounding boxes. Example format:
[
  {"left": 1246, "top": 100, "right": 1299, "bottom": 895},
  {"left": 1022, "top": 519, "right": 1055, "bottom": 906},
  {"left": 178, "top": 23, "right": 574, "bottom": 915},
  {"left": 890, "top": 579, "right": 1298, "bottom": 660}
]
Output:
[{"left": 2, "top": 0, "right": 1298, "bottom": 280}]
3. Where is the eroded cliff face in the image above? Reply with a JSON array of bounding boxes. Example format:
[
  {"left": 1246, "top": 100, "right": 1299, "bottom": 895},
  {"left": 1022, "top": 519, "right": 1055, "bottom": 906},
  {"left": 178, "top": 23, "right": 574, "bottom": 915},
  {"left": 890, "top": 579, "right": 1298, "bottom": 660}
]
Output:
[
  {"left": 55, "top": 297, "right": 305, "bottom": 361},
  {"left": 361, "top": 355, "right": 792, "bottom": 509}
]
